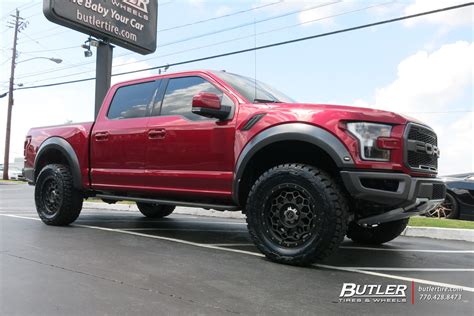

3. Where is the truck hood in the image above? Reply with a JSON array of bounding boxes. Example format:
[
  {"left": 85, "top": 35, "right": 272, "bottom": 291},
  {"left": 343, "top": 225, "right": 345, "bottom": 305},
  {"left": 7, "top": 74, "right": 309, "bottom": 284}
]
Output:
[{"left": 264, "top": 103, "right": 425, "bottom": 125}]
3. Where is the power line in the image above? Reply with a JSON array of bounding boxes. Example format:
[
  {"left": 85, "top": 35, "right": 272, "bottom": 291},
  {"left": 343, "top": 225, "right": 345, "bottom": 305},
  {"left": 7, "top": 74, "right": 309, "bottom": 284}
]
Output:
[
  {"left": 14, "top": 1, "right": 173, "bottom": 40},
  {"left": 25, "top": 25, "right": 61, "bottom": 38},
  {"left": 0, "top": 2, "right": 38, "bottom": 21},
  {"left": 19, "top": 31, "right": 47, "bottom": 48},
  {"left": 20, "top": 0, "right": 174, "bottom": 38},
  {"left": 15, "top": 51, "right": 131, "bottom": 81},
  {"left": 17, "top": 1, "right": 335, "bottom": 46},
  {"left": 14, "top": 2, "right": 474, "bottom": 91},
  {"left": 15, "top": 2, "right": 341, "bottom": 80},
  {"left": 160, "top": 1, "right": 284, "bottom": 32},
  {"left": 157, "top": 1, "right": 340, "bottom": 47},
  {"left": 110, "top": 1, "right": 395, "bottom": 73},
  {"left": 0, "top": 58, "right": 12, "bottom": 66},
  {"left": 17, "top": 2, "right": 341, "bottom": 79},
  {"left": 19, "top": 1, "right": 393, "bottom": 86},
  {"left": 18, "top": 29, "right": 70, "bottom": 43},
  {"left": 19, "top": 1, "right": 280, "bottom": 39},
  {"left": 20, "top": 45, "right": 80, "bottom": 54}
]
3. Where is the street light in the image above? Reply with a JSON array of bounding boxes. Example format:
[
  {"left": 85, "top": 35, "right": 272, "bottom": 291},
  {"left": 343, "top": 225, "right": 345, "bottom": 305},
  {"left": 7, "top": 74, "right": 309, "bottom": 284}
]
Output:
[
  {"left": 16, "top": 57, "right": 63, "bottom": 64},
  {"left": 2, "top": 56, "right": 62, "bottom": 180}
]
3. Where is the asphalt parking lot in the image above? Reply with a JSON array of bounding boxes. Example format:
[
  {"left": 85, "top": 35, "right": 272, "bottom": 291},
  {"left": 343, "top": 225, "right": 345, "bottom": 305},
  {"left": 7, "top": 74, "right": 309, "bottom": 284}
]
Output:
[{"left": 1, "top": 183, "right": 473, "bottom": 315}]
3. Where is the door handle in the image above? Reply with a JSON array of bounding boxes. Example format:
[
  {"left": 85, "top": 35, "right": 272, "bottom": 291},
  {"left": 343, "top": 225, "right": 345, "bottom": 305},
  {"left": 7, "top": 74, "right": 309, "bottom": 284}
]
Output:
[
  {"left": 95, "top": 132, "right": 109, "bottom": 141},
  {"left": 148, "top": 129, "right": 166, "bottom": 139}
]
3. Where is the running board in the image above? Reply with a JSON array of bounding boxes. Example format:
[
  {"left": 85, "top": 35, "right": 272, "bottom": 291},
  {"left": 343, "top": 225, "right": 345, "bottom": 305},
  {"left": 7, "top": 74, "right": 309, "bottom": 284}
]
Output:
[{"left": 95, "top": 194, "right": 240, "bottom": 211}]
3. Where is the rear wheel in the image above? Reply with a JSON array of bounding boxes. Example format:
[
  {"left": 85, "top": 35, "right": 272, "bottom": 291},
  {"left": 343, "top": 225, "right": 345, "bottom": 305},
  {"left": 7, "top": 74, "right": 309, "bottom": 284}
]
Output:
[
  {"left": 136, "top": 202, "right": 175, "bottom": 218},
  {"left": 35, "top": 164, "right": 83, "bottom": 226},
  {"left": 347, "top": 218, "right": 409, "bottom": 245},
  {"left": 245, "top": 164, "right": 349, "bottom": 266}
]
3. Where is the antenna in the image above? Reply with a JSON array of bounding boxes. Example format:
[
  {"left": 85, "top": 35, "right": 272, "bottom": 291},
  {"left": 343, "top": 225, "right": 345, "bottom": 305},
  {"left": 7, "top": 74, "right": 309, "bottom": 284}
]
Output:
[{"left": 253, "top": 18, "right": 257, "bottom": 102}]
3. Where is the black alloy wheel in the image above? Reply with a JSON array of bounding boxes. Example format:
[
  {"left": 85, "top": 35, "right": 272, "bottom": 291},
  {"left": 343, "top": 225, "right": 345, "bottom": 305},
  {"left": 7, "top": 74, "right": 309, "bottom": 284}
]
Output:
[
  {"left": 263, "top": 184, "right": 318, "bottom": 248},
  {"left": 35, "top": 164, "right": 83, "bottom": 225}
]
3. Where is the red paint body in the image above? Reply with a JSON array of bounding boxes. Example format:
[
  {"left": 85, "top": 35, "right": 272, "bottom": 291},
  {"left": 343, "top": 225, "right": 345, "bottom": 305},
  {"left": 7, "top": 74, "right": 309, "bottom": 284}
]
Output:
[{"left": 25, "top": 70, "right": 433, "bottom": 203}]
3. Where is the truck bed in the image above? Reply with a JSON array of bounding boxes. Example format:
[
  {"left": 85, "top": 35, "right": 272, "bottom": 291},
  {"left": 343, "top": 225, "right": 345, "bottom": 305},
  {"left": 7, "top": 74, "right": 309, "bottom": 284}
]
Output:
[{"left": 25, "top": 122, "right": 94, "bottom": 187}]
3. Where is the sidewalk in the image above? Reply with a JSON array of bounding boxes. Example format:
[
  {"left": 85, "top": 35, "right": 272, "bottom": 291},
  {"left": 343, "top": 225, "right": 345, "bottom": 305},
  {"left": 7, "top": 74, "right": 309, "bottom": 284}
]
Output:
[
  {"left": 83, "top": 201, "right": 474, "bottom": 242},
  {"left": 83, "top": 201, "right": 245, "bottom": 219}
]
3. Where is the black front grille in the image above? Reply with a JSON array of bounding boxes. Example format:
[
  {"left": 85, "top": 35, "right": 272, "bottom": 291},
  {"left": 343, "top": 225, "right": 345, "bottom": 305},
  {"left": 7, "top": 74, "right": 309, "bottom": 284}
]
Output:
[
  {"left": 432, "top": 183, "right": 446, "bottom": 200},
  {"left": 405, "top": 124, "right": 438, "bottom": 172},
  {"left": 408, "top": 152, "right": 438, "bottom": 170},
  {"left": 408, "top": 127, "right": 437, "bottom": 145}
]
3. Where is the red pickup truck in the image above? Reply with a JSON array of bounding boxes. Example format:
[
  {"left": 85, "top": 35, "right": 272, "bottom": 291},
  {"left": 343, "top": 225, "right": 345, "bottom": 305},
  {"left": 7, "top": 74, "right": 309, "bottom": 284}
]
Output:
[{"left": 24, "top": 70, "right": 445, "bottom": 265}]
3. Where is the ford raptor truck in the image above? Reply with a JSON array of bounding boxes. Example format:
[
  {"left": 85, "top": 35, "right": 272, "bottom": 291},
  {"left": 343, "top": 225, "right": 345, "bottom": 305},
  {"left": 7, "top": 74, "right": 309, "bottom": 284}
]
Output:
[{"left": 24, "top": 70, "right": 446, "bottom": 265}]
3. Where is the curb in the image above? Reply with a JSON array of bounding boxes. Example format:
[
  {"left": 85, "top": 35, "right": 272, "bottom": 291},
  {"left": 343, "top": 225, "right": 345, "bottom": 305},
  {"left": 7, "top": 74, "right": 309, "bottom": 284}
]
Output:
[
  {"left": 83, "top": 202, "right": 246, "bottom": 219},
  {"left": 402, "top": 226, "right": 474, "bottom": 242},
  {"left": 83, "top": 202, "right": 473, "bottom": 242}
]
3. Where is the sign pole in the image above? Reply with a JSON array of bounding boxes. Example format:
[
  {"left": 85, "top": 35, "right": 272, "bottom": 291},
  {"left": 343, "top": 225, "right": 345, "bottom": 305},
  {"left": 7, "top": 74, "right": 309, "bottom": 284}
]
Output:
[
  {"left": 94, "top": 41, "right": 113, "bottom": 118},
  {"left": 43, "top": 0, "right": 157, "bottom": 118}
]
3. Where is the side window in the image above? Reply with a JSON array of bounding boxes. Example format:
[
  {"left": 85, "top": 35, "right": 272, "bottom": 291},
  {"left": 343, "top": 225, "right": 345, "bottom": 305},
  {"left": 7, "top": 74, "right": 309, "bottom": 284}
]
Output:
[
  {"left": 107, "top": 81, "right": 158, "bottom": 120},
  {"left": 160, "top": 76, "right": 226, "bottom": 121}
]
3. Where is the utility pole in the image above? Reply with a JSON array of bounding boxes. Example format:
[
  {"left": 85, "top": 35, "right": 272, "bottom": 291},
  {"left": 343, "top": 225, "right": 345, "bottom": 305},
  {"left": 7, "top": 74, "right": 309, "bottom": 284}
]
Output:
[{"left": 3, "top": 9, "right": 25, "bottom": 180}]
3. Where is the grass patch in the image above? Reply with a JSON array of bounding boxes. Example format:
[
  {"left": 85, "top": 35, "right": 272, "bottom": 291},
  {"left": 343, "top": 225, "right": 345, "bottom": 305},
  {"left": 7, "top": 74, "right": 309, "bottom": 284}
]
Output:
[
  {"left": 409, "top": 216, "right": 474, "bottom": 229},
  {"left": 0, "top": 180, "right": 26, "bottom": 184}
]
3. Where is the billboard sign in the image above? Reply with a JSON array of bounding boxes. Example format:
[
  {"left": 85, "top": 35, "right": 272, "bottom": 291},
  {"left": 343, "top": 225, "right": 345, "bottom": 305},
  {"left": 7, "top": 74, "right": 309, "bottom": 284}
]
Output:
[{"left": 43, "top": 0, "right": 157, "bottom": 54}]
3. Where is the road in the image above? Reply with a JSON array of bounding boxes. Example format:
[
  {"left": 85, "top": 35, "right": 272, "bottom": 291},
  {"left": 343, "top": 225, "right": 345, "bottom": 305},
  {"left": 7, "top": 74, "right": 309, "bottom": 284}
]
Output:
[{"left": 1, "top": 183, "right": 473, "bottom": 315}]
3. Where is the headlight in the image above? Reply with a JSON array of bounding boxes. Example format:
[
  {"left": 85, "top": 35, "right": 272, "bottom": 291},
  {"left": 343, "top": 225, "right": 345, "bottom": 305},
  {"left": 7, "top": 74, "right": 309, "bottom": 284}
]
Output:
[{"left": 346, "top": 122, "right": 392, "bottom": 161}]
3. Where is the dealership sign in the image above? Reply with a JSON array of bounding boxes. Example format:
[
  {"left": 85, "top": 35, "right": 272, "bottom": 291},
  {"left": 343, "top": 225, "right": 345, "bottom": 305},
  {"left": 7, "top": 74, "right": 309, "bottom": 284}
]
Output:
[{"left": 43, "top": 0, "right": 157, "bottom": 54}]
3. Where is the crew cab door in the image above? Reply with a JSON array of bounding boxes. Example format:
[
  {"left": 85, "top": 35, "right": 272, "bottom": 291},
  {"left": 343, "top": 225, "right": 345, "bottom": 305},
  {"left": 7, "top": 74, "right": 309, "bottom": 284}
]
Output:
[
  {"left": 90, "top": 79, "right": 161, "bottom": 191},
  {"left": 144, "top": 75, "right": 236, "bottom": 200}
]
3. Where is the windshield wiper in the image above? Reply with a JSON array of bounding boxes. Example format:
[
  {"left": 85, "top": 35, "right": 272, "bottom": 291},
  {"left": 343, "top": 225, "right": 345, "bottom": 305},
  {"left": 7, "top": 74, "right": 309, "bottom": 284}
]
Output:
[{"left": 254, "top": 98, "right": 281, "bottom": 103}]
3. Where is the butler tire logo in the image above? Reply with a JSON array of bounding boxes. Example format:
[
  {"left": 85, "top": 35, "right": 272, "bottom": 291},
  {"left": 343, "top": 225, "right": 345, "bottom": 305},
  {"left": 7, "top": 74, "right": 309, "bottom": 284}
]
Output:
[
  {"left": 122, "top": 0, "right": 149, "bottom": 13},
  {"left": 339, "top": 283, "right": 408, "bottom": 303}
]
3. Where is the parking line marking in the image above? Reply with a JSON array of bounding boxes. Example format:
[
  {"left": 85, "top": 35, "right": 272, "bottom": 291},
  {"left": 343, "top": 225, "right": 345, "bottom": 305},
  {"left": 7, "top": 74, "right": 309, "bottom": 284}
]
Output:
[
  {"left": 0, "top": 214, "right": 40, "bottom": 220},
  {"left": 315, "top": 264, "right": 474, "bottom": 292},
  {"left": 0, "top": 214, "right": 263, "bottom": 257},
  {"left": 212, "top": 243, "right": 254, "bottom": 247},
  {"left": 340, "top": 246, "right": 474, "bottom": 253},
  {"left": 2, "top": 213, "right": 473, "bottom": 293},
  {"left": 0, "top": 209, "right": 38, "bottom": 212},
  {"left": 75, "top": 219, "right": 247, "bottom": 225},
  {"left": 121, "top": 228, "right": 247, "bottom": 233},
  {"left": 329, "top": 267, "right": 474, "bottom": 272}
]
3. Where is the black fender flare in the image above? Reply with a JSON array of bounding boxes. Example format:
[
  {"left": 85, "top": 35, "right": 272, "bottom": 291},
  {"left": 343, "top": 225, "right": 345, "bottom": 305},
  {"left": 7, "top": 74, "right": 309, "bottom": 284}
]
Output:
[
  {"left": 34, "top": 137, "right": 82, "bottom": 189},
  {"left": 232, "top": 123, "right": 355, "bottom": 204}
]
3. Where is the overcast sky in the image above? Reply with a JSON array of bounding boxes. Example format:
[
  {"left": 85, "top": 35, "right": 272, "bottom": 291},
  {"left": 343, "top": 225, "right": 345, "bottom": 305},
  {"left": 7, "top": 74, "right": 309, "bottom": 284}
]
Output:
[{"left": 0, "top": 0, "right": 472, "bottom": 175}]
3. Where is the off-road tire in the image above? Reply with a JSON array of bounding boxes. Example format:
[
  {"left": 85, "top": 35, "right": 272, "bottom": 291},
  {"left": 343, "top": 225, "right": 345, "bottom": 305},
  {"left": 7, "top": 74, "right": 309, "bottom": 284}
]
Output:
[
  {"left": 35, "top": 164, "right": 83, "bottom": 226},
  {"left": 442, "top": 193, "right": 459, "bottom": 219},
  {"left": 347, "top": 218, "right": 409, "bottom": 245},
  {"left": 136, "top": 203, "right": 175, "bottom": 218},
  {"left": 245, "top": 164, "right": 349, "bottom": 266}
]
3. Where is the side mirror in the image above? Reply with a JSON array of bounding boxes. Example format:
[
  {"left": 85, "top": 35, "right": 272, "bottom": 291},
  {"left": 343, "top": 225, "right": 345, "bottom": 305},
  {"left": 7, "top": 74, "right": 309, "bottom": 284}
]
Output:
[{"left": 192, "top": 92, "right": 231, "bottom": 120}]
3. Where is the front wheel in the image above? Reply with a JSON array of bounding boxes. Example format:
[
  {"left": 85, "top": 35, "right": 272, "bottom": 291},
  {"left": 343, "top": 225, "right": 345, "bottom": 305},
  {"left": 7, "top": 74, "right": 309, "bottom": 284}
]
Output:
[
  {"left": 245, "top": 164, "right": 349, "bottom": 266},
  {"left": 35, "top": 164, "right": 83, "bottom": 226},
  {"left": 347, "top": 218, "right": 409, "bottom": 245},
  {"left": 136, "top": 203, "right": 175, "bottom": 218}
]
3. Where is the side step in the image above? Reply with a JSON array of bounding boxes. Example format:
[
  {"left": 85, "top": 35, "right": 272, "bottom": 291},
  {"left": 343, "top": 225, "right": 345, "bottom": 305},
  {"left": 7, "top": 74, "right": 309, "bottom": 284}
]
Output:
[{"left": 95, "top": 194, "right": 240, "bottom": 211}]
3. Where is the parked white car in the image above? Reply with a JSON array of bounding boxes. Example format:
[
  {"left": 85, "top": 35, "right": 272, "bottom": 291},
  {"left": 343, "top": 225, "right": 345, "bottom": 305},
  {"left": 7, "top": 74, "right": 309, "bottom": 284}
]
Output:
[{"left": 0, "top": 166, "right": 24, "bottom": 180}]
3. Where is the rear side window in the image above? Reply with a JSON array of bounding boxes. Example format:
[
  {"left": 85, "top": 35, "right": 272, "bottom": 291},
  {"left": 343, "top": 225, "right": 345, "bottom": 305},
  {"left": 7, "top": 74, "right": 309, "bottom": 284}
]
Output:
[
  {"left": 160, "top": 76, "right": 223, "bottom": 121},
  {"left": 107, "top": 81, "right": 158, "bottom": 119}
]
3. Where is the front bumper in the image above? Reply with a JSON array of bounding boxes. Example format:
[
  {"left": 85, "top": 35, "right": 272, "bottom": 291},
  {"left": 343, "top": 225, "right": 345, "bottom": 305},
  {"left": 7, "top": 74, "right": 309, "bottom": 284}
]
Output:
[{"left": 341, "top": 171, "right": 446, "bottom": 225}]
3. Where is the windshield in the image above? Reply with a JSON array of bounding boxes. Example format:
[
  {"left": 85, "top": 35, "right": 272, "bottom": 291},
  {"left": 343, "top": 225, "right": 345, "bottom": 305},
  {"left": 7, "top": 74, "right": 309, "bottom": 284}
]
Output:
[{"left": 213, "top": 71, "right": 295, "bottom": 103}]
